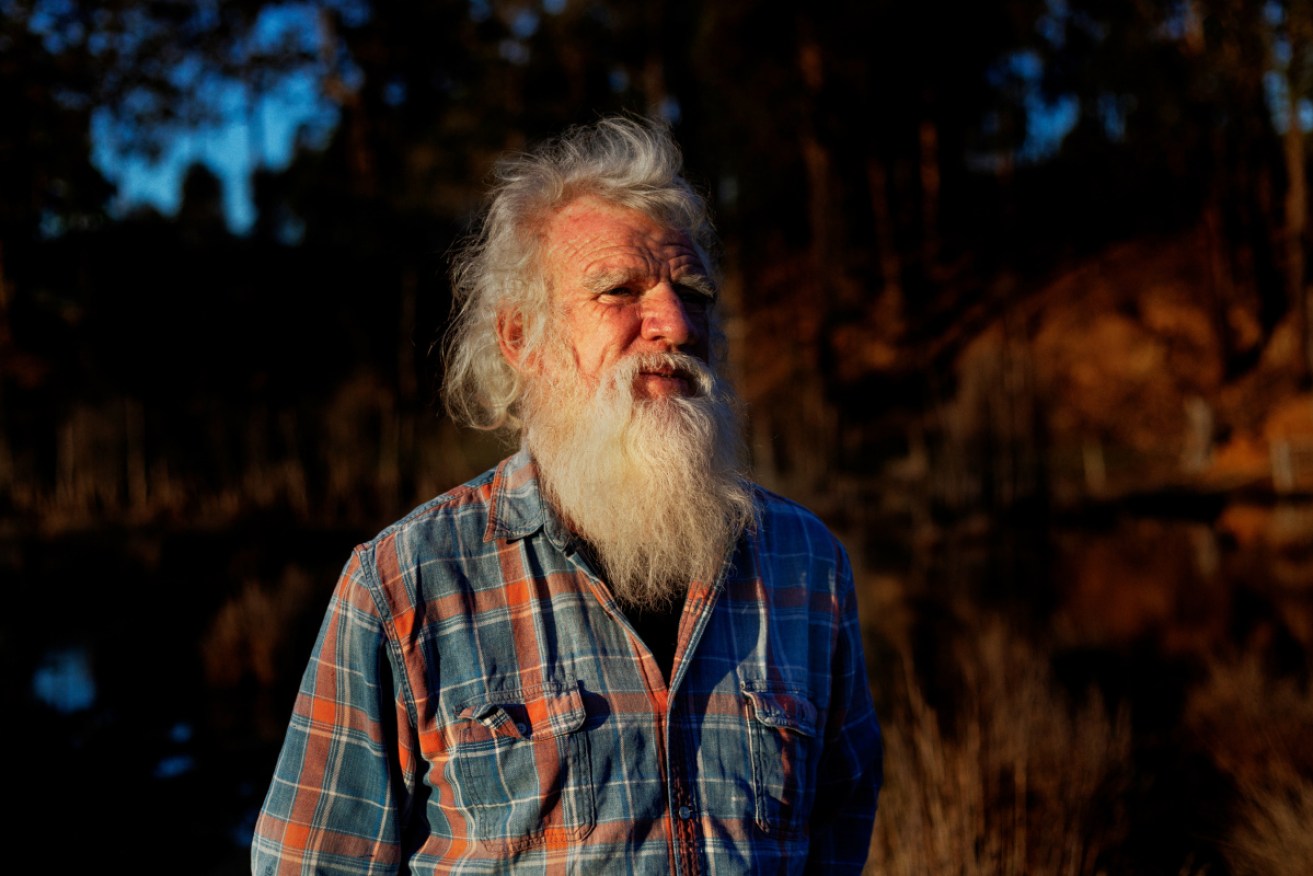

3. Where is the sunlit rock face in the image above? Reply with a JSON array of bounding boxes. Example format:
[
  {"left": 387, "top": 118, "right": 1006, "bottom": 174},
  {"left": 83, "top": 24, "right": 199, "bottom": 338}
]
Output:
[
  {"left": 905, "top": 225, "right": 1313, "bottom": 509},
  {"left": 943, "top": 232, "right": 1233, "bottom": 499}
]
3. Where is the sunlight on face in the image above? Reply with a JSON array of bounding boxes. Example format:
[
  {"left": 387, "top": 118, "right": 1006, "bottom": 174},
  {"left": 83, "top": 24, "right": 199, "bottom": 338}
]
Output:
[{"left": 536, "top": 196, "right": 716, "bottom": 400}]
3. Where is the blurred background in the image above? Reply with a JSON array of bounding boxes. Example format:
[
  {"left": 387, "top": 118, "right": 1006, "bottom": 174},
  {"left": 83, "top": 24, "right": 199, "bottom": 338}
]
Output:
[{"left": 6, "top": 1, "right": 1313, "bottom": 873}]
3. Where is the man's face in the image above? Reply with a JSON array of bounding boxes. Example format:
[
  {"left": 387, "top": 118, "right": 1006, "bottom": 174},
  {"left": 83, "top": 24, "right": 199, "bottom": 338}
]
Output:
[
  {"left": 514, "top": 197, "right": 750, "bottom": 605},
  {"left": 532, "top": 195, "right": 715, "bottom": 399}
]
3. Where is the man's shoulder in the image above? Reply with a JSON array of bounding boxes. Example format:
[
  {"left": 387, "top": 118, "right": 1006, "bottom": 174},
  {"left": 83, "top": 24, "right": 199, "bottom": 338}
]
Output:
[
  {"left": 748, "top": 482, "right": 849, "bottom": 560},
  {"left": 750, "top": 482, "right": 834, "bottom": 529},
  {"left": 354, "top": 458, "right": 509, "bottom": 558}
]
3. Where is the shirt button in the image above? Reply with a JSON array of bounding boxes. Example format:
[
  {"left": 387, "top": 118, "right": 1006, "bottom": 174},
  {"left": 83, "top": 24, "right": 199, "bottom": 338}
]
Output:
[
  {"left": 677, "top": 805, "right": 693, "bottom": 820},
  {"left": 516, "top": 722, "right": 530, "bottom": 735}
]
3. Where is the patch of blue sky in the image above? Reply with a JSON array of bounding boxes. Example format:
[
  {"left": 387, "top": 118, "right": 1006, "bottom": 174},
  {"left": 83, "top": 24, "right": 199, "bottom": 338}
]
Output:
[
  {"left": 90, "top": 2, "right": 339, "bottom": 233},
  {"left": 494, "top": 3, "right": 542, "bottom": 64},
  {"left": 1264, "top": 0, "right": 1284, "bottom": 28},
  {"left": 1036, "top": 0, "right": 1067, "bottom": 48},
  {"left": 383, "top": 78, "right": 408, "bottom": 107},
  {"left": 976, "top": 49, "right": 1081, "bottom": 168},
  {"left": 1156, "top": 0, "right": 1202, "bottom": 43},
  {"left": 21, "top": 0, "right": 83, "bottom": 53},
  {"left": 1272, "top": 32, "right": 1292, "bottom": 67},
  {"left": 94, "top": 67, "right": 336, "bottom": 232},
  {"left": 656, "top": 96, "right": 681, "bottom": 124},
  {"left": 1019, "top": 92, "right": 1080, "bottom": 161},
  {"left": 1037, "top": 0, "right": 1113, "bottom": 51},
  {"left": 999, "top": 48, "right": 1043, "bottom": 85},
  {"left": 499, "top": 38, "right": 531, "bottom": 65},
  {"left": 233, "top": 805, "right": 260, "bottom": 847},
  {"left": 510, "top": 7, "right": 540, "bottom": 38},
  {"left": 154, "top": 754, "right": 197, "bottom": 780},
  {"left": 95, "top": 84, "right": 336, "bottom": 233},
  {"left": 253, "top": 1, "right": 324, "bottom": 52},
  {"left": 333, "top": 0, "right": 371, "bottom": 28},
  {"left": 1097, "top": 93, "right": 1131, "bottom": 142},
  {"left": 1264, "top": 69, "right": 1313, "bottom": 135},
  {"left": 32, "top": 645, "right": 96, "bottom": 714}
]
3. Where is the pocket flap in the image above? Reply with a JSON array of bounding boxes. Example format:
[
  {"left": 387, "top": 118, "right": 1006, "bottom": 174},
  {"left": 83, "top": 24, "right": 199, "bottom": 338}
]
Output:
[
  {"left": 742, "top": 686, "right": 818, "bottom": 736},
  {"left": 458, "top": 682, "right": 587, "bottom": 740}
]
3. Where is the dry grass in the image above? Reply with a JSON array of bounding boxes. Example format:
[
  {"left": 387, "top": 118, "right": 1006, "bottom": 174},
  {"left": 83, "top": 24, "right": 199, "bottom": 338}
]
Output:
[
  {"left": 868, "top": 616, "right": 1132, "bottom": 876},
  {"left": 1184, "top": 652, "right": 1313, "bottom": 876},
  {"left": 9, "top": 383, "right": 505, "bottom": 532},
  {"left": 201, "top": 565, "right": 318, "bottom": 691},
  {"left": 201, "top": 563, "right": 325, "bottom": 741},
  {"left": 866, "top": 607, "right": 1313, "bottom": 875},
  {"left": 1224, "top": 781, "right": 1313, "bottom": 876}
]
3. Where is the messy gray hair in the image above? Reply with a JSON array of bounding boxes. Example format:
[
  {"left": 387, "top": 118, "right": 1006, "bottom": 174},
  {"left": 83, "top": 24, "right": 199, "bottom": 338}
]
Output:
[{"left": 442, "top": 116, "right": 719, "bottom": 433}]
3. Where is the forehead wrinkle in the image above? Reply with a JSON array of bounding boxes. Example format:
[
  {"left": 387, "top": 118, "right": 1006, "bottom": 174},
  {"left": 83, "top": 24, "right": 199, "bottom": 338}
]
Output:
[
  {"left": 578, "top": 240, "right": 678, "bottom": 286},
  {"left": 545, "top": 197, "right": 709, "bottom": 296}
]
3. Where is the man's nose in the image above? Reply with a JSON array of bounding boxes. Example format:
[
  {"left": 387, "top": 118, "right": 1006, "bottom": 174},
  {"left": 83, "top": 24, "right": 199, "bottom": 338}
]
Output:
[{"left": 641, "top": 283, "right": 698, "bottom": 349}]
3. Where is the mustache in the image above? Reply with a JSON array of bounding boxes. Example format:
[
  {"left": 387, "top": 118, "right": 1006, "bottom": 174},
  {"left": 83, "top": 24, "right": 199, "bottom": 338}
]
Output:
[{"left": 612, "top": 351, "right": 716, "bottom": 397}]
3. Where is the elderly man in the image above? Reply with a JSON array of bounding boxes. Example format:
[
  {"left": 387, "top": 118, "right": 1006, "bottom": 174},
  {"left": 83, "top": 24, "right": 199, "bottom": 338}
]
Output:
[{"left": 253, "top": 117, "right": 881, "bottom": 875}]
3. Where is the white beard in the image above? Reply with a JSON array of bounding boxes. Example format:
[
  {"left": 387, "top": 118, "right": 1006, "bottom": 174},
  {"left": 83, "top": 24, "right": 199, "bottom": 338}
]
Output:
[{"left": 522, "top": 350, "right": 755, "bottom": 611}]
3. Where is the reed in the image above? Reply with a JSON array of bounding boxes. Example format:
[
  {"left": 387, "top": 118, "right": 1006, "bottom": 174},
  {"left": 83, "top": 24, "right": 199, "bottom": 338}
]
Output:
[
  {"left": 1184, "top": 651, "right": 1313, "bottom": 876},
  {"left": 869, "top": 615, "right": 1132, "bottom": 875}
]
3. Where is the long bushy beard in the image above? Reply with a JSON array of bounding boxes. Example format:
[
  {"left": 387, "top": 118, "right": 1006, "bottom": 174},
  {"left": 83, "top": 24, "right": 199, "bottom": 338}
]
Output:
[{"left": 522, "top": 350, "right": 755, "bottom": 611}]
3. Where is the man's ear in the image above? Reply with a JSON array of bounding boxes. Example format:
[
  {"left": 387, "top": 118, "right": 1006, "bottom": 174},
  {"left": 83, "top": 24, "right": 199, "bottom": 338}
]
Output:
[{"left": 496, "top": 308, "right": 530, "bottom": 372}]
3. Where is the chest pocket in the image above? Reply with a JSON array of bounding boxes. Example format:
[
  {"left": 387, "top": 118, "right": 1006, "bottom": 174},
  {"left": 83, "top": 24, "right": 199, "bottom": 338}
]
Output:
[
  {"left": 743, "top": 683, "right": 819, "bottom": 837},
  {"left": 454, "top": 681, "right": 595, "bottom": 851}
]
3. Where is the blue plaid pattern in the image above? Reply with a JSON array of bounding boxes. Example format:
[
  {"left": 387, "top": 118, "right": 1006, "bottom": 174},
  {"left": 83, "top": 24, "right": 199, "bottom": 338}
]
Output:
[{"left": 253, "top": 450, "right": 881, "bottom": 874}]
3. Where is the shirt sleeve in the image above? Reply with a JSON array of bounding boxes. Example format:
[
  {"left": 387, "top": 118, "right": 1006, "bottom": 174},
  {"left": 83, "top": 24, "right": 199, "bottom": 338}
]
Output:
[
  {"left": 805, "top": 556, "right": 883, "bottom": 874},
  {"left": 252, "top": 548, "right": 419, "bottom": 876}
]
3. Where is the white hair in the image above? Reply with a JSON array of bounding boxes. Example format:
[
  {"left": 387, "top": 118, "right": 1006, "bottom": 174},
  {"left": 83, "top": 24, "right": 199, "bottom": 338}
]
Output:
[
  {"left": 443, "top": 116, "right": 720, "bottom": 432},
  {"left": 522, "top": 349, "right": 755, "bottom": 609}
]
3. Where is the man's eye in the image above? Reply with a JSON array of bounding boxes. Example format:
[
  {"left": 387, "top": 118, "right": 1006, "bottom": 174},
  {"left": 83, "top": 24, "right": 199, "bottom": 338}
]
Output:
[{"left": 677, "top": 289, "right": 712, "bottom": 309}]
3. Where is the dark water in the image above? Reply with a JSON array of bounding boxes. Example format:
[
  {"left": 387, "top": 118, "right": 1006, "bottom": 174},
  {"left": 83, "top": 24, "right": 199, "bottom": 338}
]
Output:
[{"left": 6, "top": 518, "right": 367, "bottom": 875}]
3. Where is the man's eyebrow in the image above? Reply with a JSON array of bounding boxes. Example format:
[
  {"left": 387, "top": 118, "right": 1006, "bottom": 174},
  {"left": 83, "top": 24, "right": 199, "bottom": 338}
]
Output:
[
  {"left": 581, "top": 268, "right": 640, "bottom": 293},
  {"left": 580, "top": 267, "right": 717, "bottom": 300},
  {"left": 674, "top": 273, "right": 717, "bottom": 300}
]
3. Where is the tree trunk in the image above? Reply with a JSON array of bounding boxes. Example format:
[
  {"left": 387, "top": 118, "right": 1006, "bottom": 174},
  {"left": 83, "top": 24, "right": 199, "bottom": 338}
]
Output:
[
  {"left": 1284, "top": 11, "right": 1310, "bottom": 385},
  {"left": 919, "top": 115, "right": 942, "bottom": 274},
  {"left": 1284, "top": 85, "right": 1308, "bottom": 384},
  {"left": 866, "top": 156, "right": 905, "bottom": 337}
]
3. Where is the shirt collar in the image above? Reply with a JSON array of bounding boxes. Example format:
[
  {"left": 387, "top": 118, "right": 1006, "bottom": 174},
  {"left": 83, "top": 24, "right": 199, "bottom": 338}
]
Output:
[
  {"left": 484, "top": 448, "right": 760, "bottom": 575},
  {"left": 485, "top": 447, "right": 574, "bottom": 547}
]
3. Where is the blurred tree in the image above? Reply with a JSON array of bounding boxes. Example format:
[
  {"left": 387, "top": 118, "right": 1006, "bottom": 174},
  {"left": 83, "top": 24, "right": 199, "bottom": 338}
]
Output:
[
  {"left": 1030, "top": 0, "right": 1303, "bottom": 380},
  {"left": 0, "top": 2, "right": 111, "bottom": 264},
  {"left": 12, "top": 0, "right": 1313, "bottom": 511},
  {"left": 1278, "top": 0, "right": 1313, "bottom": 384}
]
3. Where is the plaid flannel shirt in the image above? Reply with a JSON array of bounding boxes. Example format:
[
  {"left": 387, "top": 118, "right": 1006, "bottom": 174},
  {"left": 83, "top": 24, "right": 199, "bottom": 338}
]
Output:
[{"left": 253, "top": 450, "right": 881, "bottom": 874}]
